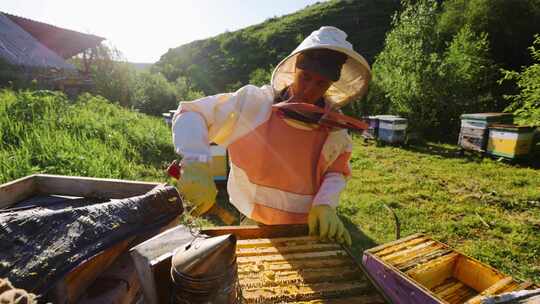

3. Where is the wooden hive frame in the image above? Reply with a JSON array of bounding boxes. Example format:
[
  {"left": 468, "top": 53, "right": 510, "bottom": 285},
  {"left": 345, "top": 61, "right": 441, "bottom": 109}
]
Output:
[
  {"left": 203, "top": 225, "right": 387, "bottom": 304},
  {"left": 135, "top": 224, "right": 388, "bottom": 304},
  {"left": 362, "top": 233, "right": 538, "bottom": 304}
]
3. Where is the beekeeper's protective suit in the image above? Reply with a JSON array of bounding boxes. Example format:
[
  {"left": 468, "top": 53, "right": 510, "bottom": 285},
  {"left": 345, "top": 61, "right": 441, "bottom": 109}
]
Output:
[{"left": 173, "top": 26, "right": 371, "bottom": 245}]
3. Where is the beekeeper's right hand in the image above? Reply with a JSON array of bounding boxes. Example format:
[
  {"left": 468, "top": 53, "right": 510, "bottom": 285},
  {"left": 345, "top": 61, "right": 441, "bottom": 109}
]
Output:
[{"left": 177, "top": 161, "right": 217, "bottom": 216}]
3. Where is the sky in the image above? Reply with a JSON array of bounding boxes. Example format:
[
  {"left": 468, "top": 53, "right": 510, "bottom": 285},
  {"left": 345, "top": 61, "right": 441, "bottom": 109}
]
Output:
[{"left": 2, "top": 0, "right": 324, "bottom": 63}]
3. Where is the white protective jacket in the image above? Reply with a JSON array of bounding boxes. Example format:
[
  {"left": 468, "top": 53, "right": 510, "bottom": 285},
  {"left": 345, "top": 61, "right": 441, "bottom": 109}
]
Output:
[{"left": 172, "top": 26, "right": 371, "bottom": 224}]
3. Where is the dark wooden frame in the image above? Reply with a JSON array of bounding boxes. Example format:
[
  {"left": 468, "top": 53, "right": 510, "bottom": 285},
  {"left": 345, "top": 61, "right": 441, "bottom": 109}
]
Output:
[
  {"left": 0, "top": 174, "right": 171, "bottom": 304},
  {"left": 0, "top": 174, "right": 161, "bottom": 209}
]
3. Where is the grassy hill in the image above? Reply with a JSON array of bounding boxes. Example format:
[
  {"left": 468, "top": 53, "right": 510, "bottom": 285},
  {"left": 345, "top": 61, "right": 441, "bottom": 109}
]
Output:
[
  {"left": 1, "top": 88, "right": 538, "bottom": 284},
  {"left": 0, "top": 89, "right": 174, "bottom": 184},
  {"left": 154, "top": 0, "right": 400, "bottom": 94}
]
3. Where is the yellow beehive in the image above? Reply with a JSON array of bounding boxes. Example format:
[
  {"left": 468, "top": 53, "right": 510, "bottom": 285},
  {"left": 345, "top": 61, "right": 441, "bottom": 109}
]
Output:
[{"left": 487, "top": 124, "right": 536, "bottom": 159}]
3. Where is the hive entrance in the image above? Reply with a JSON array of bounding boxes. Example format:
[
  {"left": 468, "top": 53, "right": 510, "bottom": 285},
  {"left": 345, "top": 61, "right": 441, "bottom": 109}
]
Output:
[{"left": 236, "top": 236, "right": 382, "bottom": 303}]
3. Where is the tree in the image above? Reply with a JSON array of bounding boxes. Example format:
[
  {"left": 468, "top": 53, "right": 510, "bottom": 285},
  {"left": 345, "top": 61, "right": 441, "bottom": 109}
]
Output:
[
  {"left": 367, "top": 0, "right": 444, "bottom": 135},
  {"left": 74, "top": 43, "right": 137, "bottom": 107},
  {"left": 367, "top": 0, "right": 498, "bottom": 138},
  {"left": 438, "top": 0, "right": 540, "bottom": 71},
  {"left": 132, "top": 72, "right": 177, "bottom": 116},
  {"left": 249, "top": 67, "right": 273, "bottom": 87},
  {"left": 501, "top": 35, "right": 540, "bottom": 126},
  {"left": 131, "top": 73, "right": 205, "bottom": 116}
]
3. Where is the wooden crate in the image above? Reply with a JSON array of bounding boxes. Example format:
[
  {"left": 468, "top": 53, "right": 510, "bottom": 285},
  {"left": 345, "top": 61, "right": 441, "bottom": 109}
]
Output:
[
  {"left": 362, "top": 234, "right": 538, "bottom": 304},
  {"left": 133, "top": 224, "right": 386, "bottom": 304},
  {"left": 0, "top": 174, "right": 180, "bottom": 304}
]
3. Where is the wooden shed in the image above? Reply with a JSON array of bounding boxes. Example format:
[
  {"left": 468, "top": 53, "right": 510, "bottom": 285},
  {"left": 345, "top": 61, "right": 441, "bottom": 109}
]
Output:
[{"left": 0, "top": 12, "right": 104, "bottom": 94}]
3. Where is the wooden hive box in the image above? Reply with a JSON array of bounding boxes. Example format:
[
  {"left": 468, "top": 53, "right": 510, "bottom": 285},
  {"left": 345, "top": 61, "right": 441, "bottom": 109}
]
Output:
[
  {"left": 376, "top": 115, "right": 408, "bottom": 144},
  {"left": 362, "top": 233, "right": 538, "bottom": 304},
  {"left": 133, "top": 224, "right": 387, "bottom": 304},
  {"left": 0, "top": 174, "right": 182, "bottom": 304},
  {"left": 458, "top": 113, "right": 513, "bottom": 152},
  {"left": 487, "top": 124, "right": 536, "bottom": 159}
]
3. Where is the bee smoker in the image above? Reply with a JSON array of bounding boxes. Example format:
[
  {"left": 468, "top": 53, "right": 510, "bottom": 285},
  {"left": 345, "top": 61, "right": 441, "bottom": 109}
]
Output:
[{"left": 170, "top": 234, "right": 238, "bottom": 304}]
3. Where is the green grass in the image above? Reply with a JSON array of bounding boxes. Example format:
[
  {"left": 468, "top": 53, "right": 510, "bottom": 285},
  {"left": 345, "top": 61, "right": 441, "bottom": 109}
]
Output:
[
  {"left": 0, "top": 89, "right": 175, "bottom": 184},
  {"left": 340, "top": 137, "right": 540, "bottom": 283}
]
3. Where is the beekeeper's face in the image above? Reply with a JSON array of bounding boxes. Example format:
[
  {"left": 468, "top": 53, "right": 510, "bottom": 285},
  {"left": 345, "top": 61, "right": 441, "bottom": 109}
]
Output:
[{"left": 290, "top": 68, "right": 332, "bottom": 104}]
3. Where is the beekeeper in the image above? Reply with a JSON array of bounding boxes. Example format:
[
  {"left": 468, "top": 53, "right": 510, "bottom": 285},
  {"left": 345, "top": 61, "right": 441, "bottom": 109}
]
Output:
[{"left": 172, "top": 26, "right": 371, "bottom": 246}]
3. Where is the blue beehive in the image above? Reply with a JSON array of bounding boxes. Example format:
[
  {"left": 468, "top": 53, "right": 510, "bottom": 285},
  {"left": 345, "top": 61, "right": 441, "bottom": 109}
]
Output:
[{"left": 376, "top": 115, "right": 407, "bottom": 144}]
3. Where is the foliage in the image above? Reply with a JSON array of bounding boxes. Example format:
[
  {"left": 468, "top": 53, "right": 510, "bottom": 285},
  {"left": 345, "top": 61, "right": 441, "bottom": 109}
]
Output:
[
  {"left": 339, "top": 138, "right": 540, "bottom": 283},
  {"left": 0, "top": 89, "right": 175, "bottom": 184},
  {"left": 437, "top": 0, "right": 540, "bottom": 72},
  {"left": 70, "top": 44, "right": 204, "bottom": 116},
  {"left": 131, "top": 73, "right": 204, "bottom": 116},
  {"left": 132, "top": 72, "right": 177, "bottom": 115},
  {"left": 76, "top": 44, "right": 137, "bottom": 107},
  {"left": 248, "top": 67, "right": 273, "bottom": 87},
  {"left": 154, "top": 0, "right": 400, "bottom": 95},
  {"left": 501, "top": 35, "right": 540, "bottom": 126},
  {"left": 366, "top": 0, "right": 499, "bottom": 138}
]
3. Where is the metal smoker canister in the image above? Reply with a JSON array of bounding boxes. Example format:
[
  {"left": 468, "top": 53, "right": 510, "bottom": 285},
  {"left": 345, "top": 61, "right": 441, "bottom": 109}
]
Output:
[{"left": 170, "top": 234, "right": 238, "bottom": 304}]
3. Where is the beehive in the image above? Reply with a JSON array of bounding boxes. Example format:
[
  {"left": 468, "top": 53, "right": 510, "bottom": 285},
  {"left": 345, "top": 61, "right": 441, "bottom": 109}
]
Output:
[
  {"left": 487, "top": 124, "right": 536, "bottom": 159},
  {"left": 235, "top": 236, "right": 384, "bottom": 304},
  {"left": 376, "top": 115, "right": 407, "bottom": 144},
  {"left": 362, "top": 234, "right": 538, "bottom": 304},
  {"left": 458, "top": 113, "right": 513, "bottom": 152}
]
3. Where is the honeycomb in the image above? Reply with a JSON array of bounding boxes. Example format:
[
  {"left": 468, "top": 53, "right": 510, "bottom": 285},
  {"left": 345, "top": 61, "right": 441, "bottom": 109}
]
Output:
[{"left": 236, "top": 236, "right": 384, "bottom": 304}]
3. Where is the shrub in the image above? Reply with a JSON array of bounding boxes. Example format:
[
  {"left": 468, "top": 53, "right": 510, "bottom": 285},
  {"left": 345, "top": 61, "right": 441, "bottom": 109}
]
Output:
[{"left": 501, "top": 35, "right": 540, "bottom": 126}]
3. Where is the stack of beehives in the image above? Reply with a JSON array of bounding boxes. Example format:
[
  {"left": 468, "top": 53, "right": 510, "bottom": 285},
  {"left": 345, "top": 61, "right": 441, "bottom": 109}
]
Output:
[{"left": 458, "top": 113, "right": 537, "bottom": 160}]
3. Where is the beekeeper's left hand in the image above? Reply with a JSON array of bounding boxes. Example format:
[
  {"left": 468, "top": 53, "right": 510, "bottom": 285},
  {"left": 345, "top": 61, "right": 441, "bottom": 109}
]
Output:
[{"left": 308, "top": 205, "right": 352, "bottom": 246}]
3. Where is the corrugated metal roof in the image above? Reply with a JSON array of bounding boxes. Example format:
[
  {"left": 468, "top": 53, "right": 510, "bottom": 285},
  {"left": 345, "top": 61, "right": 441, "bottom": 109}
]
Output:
[
  {"left": 4, "top": 13, "right": 104, "bottom": 59},
  {"left": 0, "top": 12, "right": 76, "bottom": 70}
]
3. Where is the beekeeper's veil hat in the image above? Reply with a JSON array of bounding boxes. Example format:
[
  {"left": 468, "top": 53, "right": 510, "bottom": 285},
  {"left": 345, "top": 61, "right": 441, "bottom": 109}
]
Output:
[{"left": 271, "top": 26, "right": 371, "bottom": 109}]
